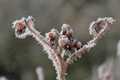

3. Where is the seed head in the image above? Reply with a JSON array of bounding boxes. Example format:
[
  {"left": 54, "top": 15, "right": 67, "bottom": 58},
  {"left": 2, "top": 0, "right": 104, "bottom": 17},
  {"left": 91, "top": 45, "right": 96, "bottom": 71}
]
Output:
[
  {"left": 58, "top": 36, "right": 68, "bottom": 47},
  {"left": 12, "top": 17, "right": 26, "bottom": 31},
  {"left": 47, "top": 32, "right": 57, "bottom": 40},
  {"left": 60, "top": 24, "right": 73, "bottom": 36},
  {"left": 66, "top": 28, "right": 73, "bottom": 36},
  {"left": 12, "top": 17, "right": 31, "bottom": 38}
]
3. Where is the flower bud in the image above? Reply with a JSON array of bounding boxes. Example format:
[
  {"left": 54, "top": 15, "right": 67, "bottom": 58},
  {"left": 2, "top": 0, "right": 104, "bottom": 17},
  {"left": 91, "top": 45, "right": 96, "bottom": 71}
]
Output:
[
  {"left": 58, "top": 36, "right": 68, "bottom": 47},
  {"left": 45, "top": 29, "right": 60, "bottom": 46},
  {"left": 51, "top": 28, "right": 60, "bottom": 39},
  {"left": 47, "top": 32, "right": 57, "bottom": 40},
  {"left": 60, "top": 24, "right": 73, "bottom": 36},
  {"left": 66, "top": 29, "right": 73, "bottom": 37},
  {"left": 12, "top": 17, "right": 26, "bottom": 34},
  {"left": 12, "top": 17, "right": 31, "bottom": 38},
  {"left": 16, "top": 23, "right": 26, "bottom": 34}
]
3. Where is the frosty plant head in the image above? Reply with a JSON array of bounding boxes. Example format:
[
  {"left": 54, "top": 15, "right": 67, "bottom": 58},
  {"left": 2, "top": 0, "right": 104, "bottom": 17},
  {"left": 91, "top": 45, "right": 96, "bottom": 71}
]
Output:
[
  {"left": 12, "top": 16, "right": 35, "bottom": 38},
  {"left": 12, "top": 16, "right": 115, "bottom": 80},
  {"left": 58, "top": 35, "right": 68, "bottom": 47},
  {"left": 61, "top": 24, "right": 73, "bottom": 37},
  {"left": 89, "top": 17, "right": 115, "bottom": 36},
  {"left": 45, "top": 29, "right": 59, "bottom": 46}
]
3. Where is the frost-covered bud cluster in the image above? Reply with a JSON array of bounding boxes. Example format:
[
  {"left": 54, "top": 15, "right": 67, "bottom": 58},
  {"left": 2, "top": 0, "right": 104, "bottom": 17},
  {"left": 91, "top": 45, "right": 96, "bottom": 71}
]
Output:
[
  {"left": 89, "top": 17, "right": 115, "bottom": 36},
  {"left": 45, "top": 24, "right": 82, "bottom": 53},
  {"left": 12, "top": 16, "right": 35, "bottom": 38},
  {"left": 12, "top": 17, "right": 82, "bottom": 57},
  {"left": 45, "top": 28, "right": 60, "bottom": 46},
  {"left": 59, "top": 24, "right": 82, "bottom": 52},
  {"left": 45, "top": 24, "right": 82, "bottom": 57}
]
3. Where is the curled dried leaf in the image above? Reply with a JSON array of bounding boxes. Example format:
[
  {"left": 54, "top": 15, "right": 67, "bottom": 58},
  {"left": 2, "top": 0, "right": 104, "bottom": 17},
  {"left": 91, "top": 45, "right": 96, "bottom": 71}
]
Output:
[{"left": 89, "top": 17, "right": 115, "bottom": 36}]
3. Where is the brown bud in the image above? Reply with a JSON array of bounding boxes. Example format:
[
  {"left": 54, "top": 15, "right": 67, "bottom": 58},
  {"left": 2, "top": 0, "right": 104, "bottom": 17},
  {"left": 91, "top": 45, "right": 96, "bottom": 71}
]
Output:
[
  {"left": 66, "top": 29, "right": 73, "bottom": 36},
  {"left": 16, "top": 23, "right": 26, "bottom": 34},
  {"left": 46, "top": 32, "right": 56, "bottom": 39},
  {"left": 58, "top": 36, "right": 68, "bottom": 47}
]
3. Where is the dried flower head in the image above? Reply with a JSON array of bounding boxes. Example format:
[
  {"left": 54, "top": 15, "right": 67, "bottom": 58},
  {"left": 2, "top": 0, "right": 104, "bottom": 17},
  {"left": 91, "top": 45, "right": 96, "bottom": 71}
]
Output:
[
  {"left": 89, "top": 19, "right": 106, "bottom": 36},
  {"left": 66, "top": 28, "right": 73, "bottom": 37},
  {"left": 12, "top": 17, "right": 30, "bottom": 38},
  {"left": 45, "top": 28, "right": 60, "bottom": 46},
  {"left": 89, "top": 17, "right": 115, "bottom": 36},
  {"left": 46, "top": 28, "right": 59, "bottom": 40},
  {"left": 58, "top": 36, "right": 68, "bottom": 47},
  {"left": 46, "top": 32, "right": 57, "bottom": 40},
  {"left": 45, "top": 32, "right": 56, "bottom": 46},
  {"left": 12, "top": 16, "right": 35, "bottom": 39},
  {"left": 51, "top": 28, "right": 60, "bottom": 39},
  {"left": 60, "top": 24, "right": 73, "bottom": 36}
]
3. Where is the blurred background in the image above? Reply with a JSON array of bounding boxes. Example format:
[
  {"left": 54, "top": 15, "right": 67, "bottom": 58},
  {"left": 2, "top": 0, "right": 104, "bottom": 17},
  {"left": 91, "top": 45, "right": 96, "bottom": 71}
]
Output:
[{"left": 0, "top": 0, "right": 120, "bottom": 80}]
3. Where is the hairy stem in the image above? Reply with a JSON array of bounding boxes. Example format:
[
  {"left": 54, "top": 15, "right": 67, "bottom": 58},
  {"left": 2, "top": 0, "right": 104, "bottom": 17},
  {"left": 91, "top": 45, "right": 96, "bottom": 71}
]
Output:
[
  {"left": 28, "top": 27, "right": 68, "bottom": 80},
  {"left": 28, "top": 27, "right": 64, "bottom": 80},
  {"left": 57, "top": 46, "right": 66, "bottom": 80},
  {"left": 58, "top": 57, "right": 66, "bottom": 80}
]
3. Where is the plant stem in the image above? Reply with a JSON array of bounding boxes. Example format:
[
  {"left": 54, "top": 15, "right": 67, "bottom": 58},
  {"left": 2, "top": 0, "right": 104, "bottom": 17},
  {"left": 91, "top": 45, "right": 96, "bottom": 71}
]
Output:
[{"left": 57, "top": 46, "right": 66, "bottom": 80}]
